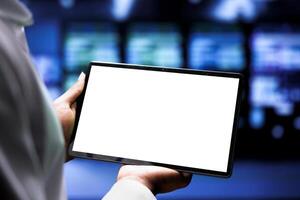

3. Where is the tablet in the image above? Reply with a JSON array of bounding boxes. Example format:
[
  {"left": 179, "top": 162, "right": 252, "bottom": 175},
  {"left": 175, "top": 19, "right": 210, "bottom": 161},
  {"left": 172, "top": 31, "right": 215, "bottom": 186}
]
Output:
[{"left": 69, "top": 62, "right": 243, "bottom": 177}]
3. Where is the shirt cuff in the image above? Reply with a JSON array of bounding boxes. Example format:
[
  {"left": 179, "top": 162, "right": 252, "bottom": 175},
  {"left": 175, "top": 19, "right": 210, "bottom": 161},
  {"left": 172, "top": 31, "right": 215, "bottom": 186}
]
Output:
[{"left": 102, "top": 179, "right": 156, "bottom": 200}]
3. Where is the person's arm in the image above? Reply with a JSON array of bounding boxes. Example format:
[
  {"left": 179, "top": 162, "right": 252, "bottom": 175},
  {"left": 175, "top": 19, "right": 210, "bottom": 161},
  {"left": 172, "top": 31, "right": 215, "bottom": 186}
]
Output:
[
  {"left": 102, "top": 165, "right": 192, "bottom": 200},
  {"left": 0, "top": 55, "right": 47, "bottom": 200}
]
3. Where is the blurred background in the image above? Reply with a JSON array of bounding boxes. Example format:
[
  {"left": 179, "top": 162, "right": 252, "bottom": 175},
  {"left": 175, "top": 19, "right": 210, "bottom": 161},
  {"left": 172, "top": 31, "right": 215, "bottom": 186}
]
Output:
[{"left": 21, "top": 0, "right": 300, "bottom": 199}]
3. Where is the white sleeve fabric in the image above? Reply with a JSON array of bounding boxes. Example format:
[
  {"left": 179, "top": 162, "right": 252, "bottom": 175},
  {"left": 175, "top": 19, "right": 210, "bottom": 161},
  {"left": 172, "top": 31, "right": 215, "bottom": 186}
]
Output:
[
  {"left": 102, "top": 179, "right": 156, "bottom": 200},
  {"left": 0, "top": 9, "right": 66, "bottom": 200}
]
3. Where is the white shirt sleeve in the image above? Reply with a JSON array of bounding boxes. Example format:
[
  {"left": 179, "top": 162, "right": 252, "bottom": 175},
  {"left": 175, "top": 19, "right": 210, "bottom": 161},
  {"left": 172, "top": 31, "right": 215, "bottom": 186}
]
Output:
[
  {"left": 102, "top": 179, "right": 156, "bottom": 200},
  {"left": 0, "top": 10, "right": 66, "bottom": 200}
]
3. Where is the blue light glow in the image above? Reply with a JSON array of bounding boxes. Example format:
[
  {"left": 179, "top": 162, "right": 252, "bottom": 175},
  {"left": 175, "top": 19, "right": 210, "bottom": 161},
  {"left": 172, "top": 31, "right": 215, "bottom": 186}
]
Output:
[
  {"left": 249, "top": 107, "right": 265, "bottom": 129},
  {"left": 112, "top": 0, "right": 135, "bottom": 21},
  {"left": 294, "top": 117, "right": 300, "bottom": 130},
  {"left": 32, "top": 54, "right": 62, "bottom": 85},
  {"left": 250, "top": 30, "right": 300, "bottom": 119},
  {"left": 252, "top": 33, "right": 300, "bottom": 71},
  {"left": 250, "top": 76, "right": 294, "bottom": 117},
  {"left": 272, "top": 125, "right": 284, "bottom": 139},
  {"left": 213, "top": 0, "right": 256, "bottom": 22},
  {"left": 250, "top": 76, "right": 281, "bottom": 106},
  {"left": 59, "top": 0, "right": 75, "bottom": 9}
]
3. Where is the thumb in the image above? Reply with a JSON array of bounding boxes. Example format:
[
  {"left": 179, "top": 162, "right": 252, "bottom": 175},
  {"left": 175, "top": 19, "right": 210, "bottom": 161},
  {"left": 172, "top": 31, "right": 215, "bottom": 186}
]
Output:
[{"left": 56, "top": 72, "right": 85, "bottom": 104}]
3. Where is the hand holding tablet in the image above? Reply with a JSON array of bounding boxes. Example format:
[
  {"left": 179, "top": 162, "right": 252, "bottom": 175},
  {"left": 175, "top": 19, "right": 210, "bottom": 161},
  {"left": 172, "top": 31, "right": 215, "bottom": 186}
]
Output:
[{"left": 69, "top": 62, "right": 243, "bottom": 177}]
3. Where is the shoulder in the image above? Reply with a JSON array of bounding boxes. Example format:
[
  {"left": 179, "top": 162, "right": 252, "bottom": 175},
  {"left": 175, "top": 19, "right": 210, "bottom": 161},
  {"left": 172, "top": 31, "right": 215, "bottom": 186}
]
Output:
[
  {"left": 0, "top": 18, "right": 35, "bottom": 117},
  {"left": 0, "top": 19, "right": 22, "bottom": 103}
]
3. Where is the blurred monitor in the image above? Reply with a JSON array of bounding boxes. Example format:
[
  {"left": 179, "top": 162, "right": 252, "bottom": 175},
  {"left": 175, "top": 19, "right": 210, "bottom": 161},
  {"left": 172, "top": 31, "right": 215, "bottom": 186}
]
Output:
[
  {"left": 188, "top": 24, "right": 245, "bottom": 71},
  {"left": 249, "top": 26, "right": 300, "bottom": 133},
  {"left": 252, "top": 31, "right": 300, "bottom": 72},
  {"left": 126, "top": 23, "right": 182, "bottom": 68},
  {"left": 32, "top": 54, "right": 62, "bottom": 85},
  {"left": 64, "top": 23, "right": 120, "bottom": 72},
  {"left": 26, "top": 20, "right": 63, "bottom": 100}
]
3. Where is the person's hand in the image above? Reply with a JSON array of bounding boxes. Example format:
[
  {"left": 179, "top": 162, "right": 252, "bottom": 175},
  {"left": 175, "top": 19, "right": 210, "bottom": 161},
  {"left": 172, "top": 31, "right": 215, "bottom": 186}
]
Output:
[
  {"left": 53, "top": 72, "right": 85, "bottom": 148},
  {"left": 117, "top": 165, "right": 192, "bottom": 195}
]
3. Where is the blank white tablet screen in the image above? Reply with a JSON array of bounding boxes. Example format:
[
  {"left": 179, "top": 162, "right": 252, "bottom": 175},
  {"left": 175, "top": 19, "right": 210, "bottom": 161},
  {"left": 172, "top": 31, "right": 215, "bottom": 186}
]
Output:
[{"left": 72, "top": 65, "right": 240, "bottom": 173}]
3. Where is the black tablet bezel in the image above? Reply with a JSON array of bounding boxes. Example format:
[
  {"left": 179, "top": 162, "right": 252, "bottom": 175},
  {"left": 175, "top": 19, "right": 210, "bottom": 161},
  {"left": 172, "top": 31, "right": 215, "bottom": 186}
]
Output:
[{"left": 69, "top": 61, "right": 243, "bottom": 177}]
